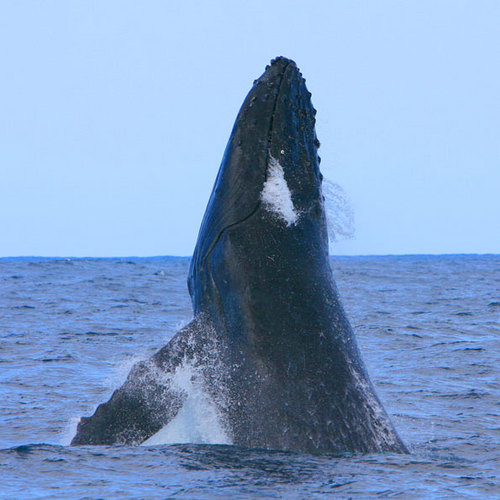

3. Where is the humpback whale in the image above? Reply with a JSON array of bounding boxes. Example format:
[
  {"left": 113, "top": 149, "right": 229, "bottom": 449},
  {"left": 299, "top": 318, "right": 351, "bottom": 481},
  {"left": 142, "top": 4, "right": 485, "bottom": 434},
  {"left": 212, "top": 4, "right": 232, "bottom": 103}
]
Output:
[{"left": 71, "top": 57, "right": 407, "bottom": 454}]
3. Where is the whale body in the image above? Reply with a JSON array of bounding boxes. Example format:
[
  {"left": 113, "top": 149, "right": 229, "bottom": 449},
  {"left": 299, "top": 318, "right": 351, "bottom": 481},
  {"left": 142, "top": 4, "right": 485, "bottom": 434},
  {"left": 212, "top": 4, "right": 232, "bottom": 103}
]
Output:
[{"left": 71, "top": 57, "right": 407, "bottom": 454}]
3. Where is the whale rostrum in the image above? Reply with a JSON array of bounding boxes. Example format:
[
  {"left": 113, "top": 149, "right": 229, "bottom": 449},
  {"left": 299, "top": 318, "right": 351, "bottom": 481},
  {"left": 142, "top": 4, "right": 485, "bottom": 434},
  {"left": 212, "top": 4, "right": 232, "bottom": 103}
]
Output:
[{"left": 71, "top": 57, "right": 407, "bottom": 454}]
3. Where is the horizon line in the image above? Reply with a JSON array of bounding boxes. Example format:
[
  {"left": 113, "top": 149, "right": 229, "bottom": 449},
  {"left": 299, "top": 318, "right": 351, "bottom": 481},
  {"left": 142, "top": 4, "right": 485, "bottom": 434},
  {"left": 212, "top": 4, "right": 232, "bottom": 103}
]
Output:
[{"left": 0, "top": 252, "right": 498, "bottom": 260}]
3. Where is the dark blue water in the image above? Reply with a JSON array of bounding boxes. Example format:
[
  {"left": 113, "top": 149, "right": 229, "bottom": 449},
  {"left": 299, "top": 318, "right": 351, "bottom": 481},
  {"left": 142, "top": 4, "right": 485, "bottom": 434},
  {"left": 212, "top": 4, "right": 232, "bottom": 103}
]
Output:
[{"left": 1, "top": 255, "right": 498, "bottom": 498}]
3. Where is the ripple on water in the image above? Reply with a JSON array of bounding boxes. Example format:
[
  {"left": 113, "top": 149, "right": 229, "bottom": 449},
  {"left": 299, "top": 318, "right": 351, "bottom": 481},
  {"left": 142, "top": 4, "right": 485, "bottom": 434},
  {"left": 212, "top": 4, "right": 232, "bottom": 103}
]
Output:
[{"left": 0, "top": 255, "right": 498, "bottom": 498}]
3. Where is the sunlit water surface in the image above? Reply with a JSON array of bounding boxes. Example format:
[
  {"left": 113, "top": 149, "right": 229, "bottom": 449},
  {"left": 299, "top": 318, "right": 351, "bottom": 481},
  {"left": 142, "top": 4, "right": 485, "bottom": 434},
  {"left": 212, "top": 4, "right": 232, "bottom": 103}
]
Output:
[{"left": 1, "top": 255, "right": 498, "bottom": 498}]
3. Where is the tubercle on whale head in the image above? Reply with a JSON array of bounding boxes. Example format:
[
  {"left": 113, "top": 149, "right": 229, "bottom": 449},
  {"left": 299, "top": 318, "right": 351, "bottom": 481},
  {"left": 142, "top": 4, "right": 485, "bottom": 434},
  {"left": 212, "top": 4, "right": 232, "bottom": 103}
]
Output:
[{"left": 188, "top": 57, "right": 328, "bottom": 315}]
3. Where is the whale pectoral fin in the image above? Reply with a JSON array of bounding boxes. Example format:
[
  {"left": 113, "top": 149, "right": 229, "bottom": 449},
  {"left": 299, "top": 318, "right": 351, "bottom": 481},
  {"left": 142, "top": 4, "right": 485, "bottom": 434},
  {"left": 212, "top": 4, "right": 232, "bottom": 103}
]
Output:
[
  {"left": 71, "top": 318, "right": 209, "bottom": 446},
  {"left": 70, "top": 359, "right": 184, "bottom": 445}
]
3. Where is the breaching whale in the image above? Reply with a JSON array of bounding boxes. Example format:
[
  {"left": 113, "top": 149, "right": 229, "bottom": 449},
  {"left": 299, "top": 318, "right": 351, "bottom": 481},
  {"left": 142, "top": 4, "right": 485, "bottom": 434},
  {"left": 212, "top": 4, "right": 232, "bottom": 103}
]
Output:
[{"left": 71, "top": 57, "right": 407, "bottom": 454}]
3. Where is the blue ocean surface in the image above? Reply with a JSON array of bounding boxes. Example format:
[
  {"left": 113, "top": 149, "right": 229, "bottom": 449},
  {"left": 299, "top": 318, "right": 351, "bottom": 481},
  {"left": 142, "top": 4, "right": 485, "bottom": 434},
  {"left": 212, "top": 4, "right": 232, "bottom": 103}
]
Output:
[{"left": 1, "top": 255, "right": 498, "bottom": 498}]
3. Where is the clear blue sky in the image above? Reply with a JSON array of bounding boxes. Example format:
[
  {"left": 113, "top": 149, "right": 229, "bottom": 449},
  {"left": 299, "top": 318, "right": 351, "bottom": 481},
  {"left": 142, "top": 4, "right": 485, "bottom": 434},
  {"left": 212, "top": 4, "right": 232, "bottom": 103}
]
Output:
[{"left": 1, "top": 1, "right": 498, "bottom": 257}]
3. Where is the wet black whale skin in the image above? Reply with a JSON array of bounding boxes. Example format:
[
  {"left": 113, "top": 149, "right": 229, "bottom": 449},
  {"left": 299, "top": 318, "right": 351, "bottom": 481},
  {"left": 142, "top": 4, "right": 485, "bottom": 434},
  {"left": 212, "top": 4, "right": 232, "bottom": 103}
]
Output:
[{"left": 72, "top": 57, "right": 407, "bottom": 454}]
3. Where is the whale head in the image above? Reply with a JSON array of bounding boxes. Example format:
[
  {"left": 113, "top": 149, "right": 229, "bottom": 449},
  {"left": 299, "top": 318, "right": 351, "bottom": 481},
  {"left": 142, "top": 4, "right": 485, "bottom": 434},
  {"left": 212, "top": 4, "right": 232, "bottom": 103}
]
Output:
[{"left": 188, "top": 57, "right": 329, "bottom": 319}]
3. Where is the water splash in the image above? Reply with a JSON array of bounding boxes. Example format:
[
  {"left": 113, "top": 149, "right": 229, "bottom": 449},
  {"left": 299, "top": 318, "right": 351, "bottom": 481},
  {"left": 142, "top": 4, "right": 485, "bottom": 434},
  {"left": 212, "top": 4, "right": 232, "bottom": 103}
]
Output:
[
  {"left": 143, "top": 358, "right": 232, "bottom": 446},
  {"left": 60, "top": 416, "right": 81, "bottom": 446},
  {"left": 322, "top": 178, "right": 355, "bottom": 243}
]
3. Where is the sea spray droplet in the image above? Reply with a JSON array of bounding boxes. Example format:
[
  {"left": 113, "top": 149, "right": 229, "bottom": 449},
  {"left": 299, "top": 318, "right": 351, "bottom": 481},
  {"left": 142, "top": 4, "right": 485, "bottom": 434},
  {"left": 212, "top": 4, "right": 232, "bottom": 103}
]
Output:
[{"left": 322, "top": 178, "right": 355, "bottom": 243}]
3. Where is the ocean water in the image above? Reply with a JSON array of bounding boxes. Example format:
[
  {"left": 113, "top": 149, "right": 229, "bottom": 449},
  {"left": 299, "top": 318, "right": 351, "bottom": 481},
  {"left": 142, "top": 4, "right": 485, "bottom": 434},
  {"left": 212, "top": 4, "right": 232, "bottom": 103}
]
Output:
[{"left": 1, "top": 255, "right": 498, "bottom": 498}]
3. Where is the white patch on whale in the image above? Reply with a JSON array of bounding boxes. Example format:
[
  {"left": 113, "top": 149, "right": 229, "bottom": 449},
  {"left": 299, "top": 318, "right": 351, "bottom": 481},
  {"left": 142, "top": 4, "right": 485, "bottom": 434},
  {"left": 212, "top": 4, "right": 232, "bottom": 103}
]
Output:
[{"left": 261, "top": 155, "right": 299, "bottom": 226}]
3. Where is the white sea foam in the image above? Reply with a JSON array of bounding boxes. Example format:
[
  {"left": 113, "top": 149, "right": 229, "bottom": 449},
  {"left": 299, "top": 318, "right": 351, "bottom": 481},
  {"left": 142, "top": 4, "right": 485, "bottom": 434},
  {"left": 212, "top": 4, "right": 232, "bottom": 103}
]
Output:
[
  {"left": 143, "top": 359, "right": 231, "bottom": 446},
  {"left": 261, "top": 155, "right": 298, "bottom": 226}
]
